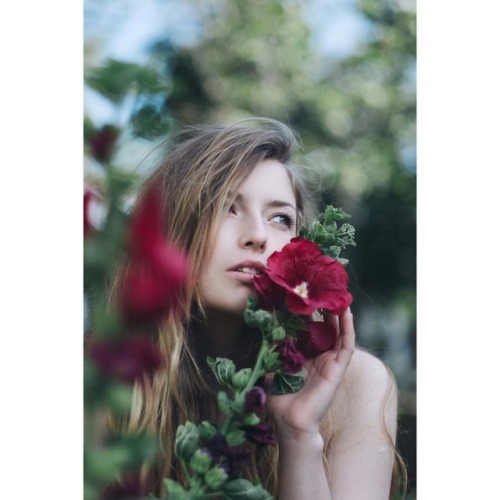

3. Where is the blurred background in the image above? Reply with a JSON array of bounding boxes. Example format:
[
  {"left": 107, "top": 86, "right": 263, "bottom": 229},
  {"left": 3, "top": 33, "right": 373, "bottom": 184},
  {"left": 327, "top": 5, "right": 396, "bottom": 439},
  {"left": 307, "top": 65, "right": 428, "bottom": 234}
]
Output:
[{"left": 84, "top": 0, "right": 416, "bottom": 496}]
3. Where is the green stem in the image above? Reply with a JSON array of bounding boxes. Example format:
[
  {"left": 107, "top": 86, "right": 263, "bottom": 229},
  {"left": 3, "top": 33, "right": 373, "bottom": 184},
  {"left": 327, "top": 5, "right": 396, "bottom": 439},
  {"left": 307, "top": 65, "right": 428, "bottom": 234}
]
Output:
[
  {"left": 219, "top": 340, "right": 269, "bottom": 435},
  {"left": 242, "top": 339, "right": 269, "bottom": 394}
]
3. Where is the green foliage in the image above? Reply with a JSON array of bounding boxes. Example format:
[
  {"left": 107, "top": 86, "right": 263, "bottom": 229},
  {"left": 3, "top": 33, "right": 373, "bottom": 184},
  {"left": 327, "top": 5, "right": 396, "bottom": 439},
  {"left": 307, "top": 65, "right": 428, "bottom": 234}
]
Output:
[
  {"left": 299, "top": 205, "right": 356, "bottom": 264},
  {"left": 221, "top": 478, "right": 273, "bottom": 500},
  {"left": 271, "top": 373, "right": 305, "bottom": 395},
  {"left": 207, "top": 357, "right": 236, "bottom": 387},
  {"left": 174, "top": 422, "right": 200, "bottom": 462},
  {"left": 85, "top": 59, "right": 170, "bottom": 103}
]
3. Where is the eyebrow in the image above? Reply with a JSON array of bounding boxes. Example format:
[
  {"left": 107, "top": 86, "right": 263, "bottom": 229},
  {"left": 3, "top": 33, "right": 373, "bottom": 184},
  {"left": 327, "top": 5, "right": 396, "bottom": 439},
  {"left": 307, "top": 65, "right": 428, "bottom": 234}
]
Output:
[{"left": 229, "top": 192, "right": 296, "bottom": 211}]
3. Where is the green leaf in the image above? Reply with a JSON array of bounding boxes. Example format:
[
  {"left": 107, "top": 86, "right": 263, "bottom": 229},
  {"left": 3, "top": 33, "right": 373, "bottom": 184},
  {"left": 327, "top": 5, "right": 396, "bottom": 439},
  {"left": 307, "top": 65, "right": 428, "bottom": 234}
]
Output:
[
  {"left": 105, "top": 381, "right": 133, "bottom": 414},
  {"left": 85, "top": 59, "right": 170, "bottom": 103},
  {"left": 222, "top": 479, "right": 273, "bottom": 500},
  {"left": 271, "top": 373, "right": 305, "bottom": 395},
  {"left": 131, "top": 105, "right": 172, "bottom": 140},
  {"left": 164, "top": 479, "right": 189, "bottom": 499},
  {"left": 207, "top": 357, "right": 236, "bottom": 387}
]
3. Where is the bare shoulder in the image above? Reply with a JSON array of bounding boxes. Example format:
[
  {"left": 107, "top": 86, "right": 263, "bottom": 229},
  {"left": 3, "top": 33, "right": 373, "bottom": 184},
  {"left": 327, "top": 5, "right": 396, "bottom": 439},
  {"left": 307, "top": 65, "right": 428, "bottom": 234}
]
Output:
[
  {"left": 323, "top": 349, "right": 398, "bottom": 437},
  {"left": 320, "top": 354, "right": 400, "bottom": 497},
  {"left": 346, "top": 349, "right": 397, "bottom": 394}
]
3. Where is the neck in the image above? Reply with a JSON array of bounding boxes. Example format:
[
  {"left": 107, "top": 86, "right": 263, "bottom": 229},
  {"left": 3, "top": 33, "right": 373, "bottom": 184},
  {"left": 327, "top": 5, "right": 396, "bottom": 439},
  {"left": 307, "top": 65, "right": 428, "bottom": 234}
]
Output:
[{"left": 197, "top": 309, "right": 259, "bottom": 369}]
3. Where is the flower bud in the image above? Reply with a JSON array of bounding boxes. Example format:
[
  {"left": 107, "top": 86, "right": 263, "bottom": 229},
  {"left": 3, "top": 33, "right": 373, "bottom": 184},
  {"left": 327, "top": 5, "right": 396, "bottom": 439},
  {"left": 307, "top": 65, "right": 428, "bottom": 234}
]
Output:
[
  {"left": 207, "top": 357, "right": 236, "bottom": 387},
  {"left": 189, "top": 449, "right": 212, "bottom": 475},
  {"left": 242, "top": 412, "right": 260, "bottom": 426},
  {"left": 198, "top": 421, "right": 217, "bottom": 440},
  {"left": 270, "top": 326, "right": 286, "bottom": 341},
  {"left": 204, "top": 465, "right": 228, "bottom": 489},
  {"left": 231, "top": 368, "right": 252, "bottom": 390},
  {"left": 174, "top": 422, "right": 200, "bottom": 461},
  {"left": 244, "top": 387, "right": 266, "bottom": 416}
]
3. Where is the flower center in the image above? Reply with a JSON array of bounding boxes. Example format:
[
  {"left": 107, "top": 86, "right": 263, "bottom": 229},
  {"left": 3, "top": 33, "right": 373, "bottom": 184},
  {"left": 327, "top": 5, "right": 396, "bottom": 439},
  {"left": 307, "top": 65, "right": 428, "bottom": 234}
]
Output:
[{"left": 293, "top": 281, "right": 309, "bottom": 298}]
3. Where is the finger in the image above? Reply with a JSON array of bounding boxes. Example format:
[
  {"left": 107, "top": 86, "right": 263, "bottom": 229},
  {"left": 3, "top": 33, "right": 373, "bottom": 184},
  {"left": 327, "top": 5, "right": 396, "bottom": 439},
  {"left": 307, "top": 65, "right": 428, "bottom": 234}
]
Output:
[
  {"left": 262, "top": 372, "right": 274, "bottom": 394},
  {"left": 322, "top": 310, "right": 340, "bottom": 352},
  {"left": 336, "top": 307, "right": 355, "bottom": 365}
]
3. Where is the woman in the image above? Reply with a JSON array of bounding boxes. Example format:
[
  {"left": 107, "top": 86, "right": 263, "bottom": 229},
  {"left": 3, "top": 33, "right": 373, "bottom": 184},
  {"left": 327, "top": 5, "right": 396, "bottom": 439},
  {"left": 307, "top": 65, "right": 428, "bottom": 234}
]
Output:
[{"left": 119, "top": 118, "right": 403, "bottom": 498}]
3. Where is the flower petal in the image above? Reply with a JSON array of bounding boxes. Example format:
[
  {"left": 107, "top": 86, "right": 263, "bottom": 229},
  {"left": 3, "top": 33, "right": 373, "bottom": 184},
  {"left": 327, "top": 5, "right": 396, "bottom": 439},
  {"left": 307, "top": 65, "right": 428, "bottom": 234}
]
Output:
[
  {"left": 296, "top": 321, "right": 338, "bottom": 357},
  {"left": 253, "top": 272, "right": 286, "bottom": 311}
]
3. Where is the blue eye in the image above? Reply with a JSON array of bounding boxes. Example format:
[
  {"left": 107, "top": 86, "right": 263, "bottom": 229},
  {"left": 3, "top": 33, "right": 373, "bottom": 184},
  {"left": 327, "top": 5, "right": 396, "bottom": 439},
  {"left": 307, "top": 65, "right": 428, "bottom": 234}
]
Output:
[{"left": 271, "top": 212, "right": 295, "bottom": 229}]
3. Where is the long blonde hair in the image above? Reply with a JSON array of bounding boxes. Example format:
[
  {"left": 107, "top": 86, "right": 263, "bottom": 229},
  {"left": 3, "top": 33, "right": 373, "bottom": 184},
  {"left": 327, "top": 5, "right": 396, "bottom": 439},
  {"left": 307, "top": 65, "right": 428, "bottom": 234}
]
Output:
[{"left": 113, "top": 118, "right": 312, "bottom": 495}]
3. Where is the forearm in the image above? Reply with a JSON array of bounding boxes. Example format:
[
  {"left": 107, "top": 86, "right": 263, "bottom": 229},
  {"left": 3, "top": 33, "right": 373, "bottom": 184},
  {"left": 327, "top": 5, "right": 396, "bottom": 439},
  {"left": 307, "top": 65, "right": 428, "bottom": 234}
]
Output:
[{"left": 277, "top": 429, "right": 331, "bottom": 500}]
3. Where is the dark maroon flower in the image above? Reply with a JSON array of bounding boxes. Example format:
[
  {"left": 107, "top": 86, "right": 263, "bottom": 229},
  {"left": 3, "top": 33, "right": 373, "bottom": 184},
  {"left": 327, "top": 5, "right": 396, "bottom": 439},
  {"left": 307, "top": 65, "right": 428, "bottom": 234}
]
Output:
[
  {"left": 244, "top": 386, "right": 266, "bottom": 416},
  {"left": 101, "top": 473, "right": 145, "bottom": 500},
  {"left": 296, "top": 320, "right": 338, "bottom": 358},
  {"left": 264, "top": 237, "right": 352, "bottom": 316},
  {"left": 275, "top": 338, "right": 305, "bottom": 374},
  {"left": 119, "top": 185, "right": 189, "bottom": 324},
  {"left": 253, "top": 272, "right": 286, "bottom": 311},
  {"left": 90, "top": 124, "right": 119, "bottom": 164},
  {"left": 204, "top": 434, "right": 250, "bottom": 478},
  {"left": 240, "top": 423, "right": 277, "bottom": 447},
  {"left": 88, "top": 335, "right": 163, "bottom": 384}
]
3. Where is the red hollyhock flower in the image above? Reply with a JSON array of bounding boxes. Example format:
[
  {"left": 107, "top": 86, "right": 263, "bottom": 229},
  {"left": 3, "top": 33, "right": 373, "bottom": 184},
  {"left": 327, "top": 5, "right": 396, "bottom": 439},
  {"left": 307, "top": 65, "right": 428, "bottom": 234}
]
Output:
[
  {"left": 88, "top": 335, "right": 163, "bottom": 384},
  {"left": 119, "top": 185, "right": 189, "bottom": 324},
  {"left": 119, "top": 264, "right": 185, "bottom": 323},
  {"left": 264, "top": 237, "right": 352, "bottom": 316},
  {"left": 240, "top": 423, "right": 277, "bottom": 446},
  {"left": 253, "top": 272, "right": 286, "bottom": 311},
  {"left": 275, "top": 338, "right": 305, "bottom": 374},
  {"left": 296, "top": 320, "right": 338, "bottom": 358}
]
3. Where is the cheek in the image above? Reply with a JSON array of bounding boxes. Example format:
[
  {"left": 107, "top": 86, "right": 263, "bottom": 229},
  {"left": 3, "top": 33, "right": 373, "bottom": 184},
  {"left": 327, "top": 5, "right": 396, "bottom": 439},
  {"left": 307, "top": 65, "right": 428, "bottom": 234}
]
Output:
[{"left": 268, "top": 232, "right": 293, "bottom": 253}]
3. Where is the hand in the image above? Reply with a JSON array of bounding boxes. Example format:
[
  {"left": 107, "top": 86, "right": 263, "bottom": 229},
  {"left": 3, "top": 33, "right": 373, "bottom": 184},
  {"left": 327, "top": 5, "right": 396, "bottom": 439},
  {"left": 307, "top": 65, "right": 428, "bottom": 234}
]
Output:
[{"left": 266, "top": 308, "right": 355, "bottom": 438}]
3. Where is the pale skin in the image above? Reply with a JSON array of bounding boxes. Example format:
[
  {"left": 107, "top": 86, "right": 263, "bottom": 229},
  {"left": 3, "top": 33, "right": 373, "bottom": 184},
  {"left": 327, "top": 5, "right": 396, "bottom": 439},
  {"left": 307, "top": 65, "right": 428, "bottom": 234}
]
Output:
[{"left": 200, "top": 159, "right": 398, "bottom": 499}]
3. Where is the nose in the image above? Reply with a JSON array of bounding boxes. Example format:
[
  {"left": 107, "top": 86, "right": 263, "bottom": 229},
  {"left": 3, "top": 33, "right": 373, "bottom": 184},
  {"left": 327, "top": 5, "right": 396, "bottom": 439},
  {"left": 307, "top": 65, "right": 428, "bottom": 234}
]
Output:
[{"left": 239, "top": 216, "right": 267, "bottom": 251}]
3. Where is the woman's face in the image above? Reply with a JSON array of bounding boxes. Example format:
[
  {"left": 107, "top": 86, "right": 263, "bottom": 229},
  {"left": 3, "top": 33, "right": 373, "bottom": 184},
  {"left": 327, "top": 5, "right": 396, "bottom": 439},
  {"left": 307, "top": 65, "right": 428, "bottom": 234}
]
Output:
[{"left": 200, "top": 159, "right": 297, "bottom": 315}]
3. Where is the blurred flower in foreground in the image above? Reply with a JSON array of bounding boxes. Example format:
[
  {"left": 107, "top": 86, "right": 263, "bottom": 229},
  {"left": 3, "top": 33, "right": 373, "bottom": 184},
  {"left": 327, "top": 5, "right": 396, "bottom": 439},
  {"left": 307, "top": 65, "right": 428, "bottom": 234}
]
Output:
[
  {"left": 119, "top": 185, "right": 189, "bottom": 324},
  {"left": 88, "top": 335, "right": 163, "bottom": 384},
  {"left": 101, "top": 472, "right": 145, "bottom": 500},
  {"left": 90, "top": 124, "right": 120, "bottom": 164},
  {"left": 256, "top": 237, "right": 352, "bottom": 316}
]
